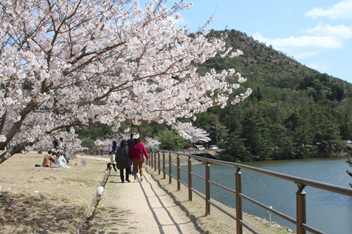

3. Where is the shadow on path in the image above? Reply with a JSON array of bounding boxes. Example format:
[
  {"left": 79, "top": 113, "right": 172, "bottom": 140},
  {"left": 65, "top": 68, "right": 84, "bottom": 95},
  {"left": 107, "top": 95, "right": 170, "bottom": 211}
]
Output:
[
  {"left": 138, "top": 175, "right": 185, "bottom": 234},
  {"left": 90, "top": 168, "right": 199, "bottom": 233}
]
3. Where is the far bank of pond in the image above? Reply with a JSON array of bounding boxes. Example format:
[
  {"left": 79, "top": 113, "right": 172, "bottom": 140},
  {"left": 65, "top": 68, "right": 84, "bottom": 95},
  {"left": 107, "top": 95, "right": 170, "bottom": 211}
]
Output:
[{"left": 177, "top": 157, "right": 352, "bottom": 234}]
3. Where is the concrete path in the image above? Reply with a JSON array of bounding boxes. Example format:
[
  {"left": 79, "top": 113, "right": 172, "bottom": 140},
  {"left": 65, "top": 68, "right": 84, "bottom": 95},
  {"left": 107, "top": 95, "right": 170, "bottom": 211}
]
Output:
[{"left": 92, "top": 164, "right": 199, "bottom": 233}]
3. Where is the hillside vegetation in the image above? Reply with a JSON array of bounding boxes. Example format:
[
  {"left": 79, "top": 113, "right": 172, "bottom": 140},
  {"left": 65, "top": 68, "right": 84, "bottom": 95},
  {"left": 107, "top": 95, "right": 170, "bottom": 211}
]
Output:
[{"left": 77, "top": 29, "right": 352, "bottom": 162}]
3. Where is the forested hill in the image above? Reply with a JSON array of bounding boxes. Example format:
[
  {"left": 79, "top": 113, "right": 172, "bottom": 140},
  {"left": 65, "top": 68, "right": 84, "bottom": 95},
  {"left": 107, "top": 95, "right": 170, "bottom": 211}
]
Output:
[
  {"left": 77, "top": 29, "right": 352, "bottom": 162},
  {"left": 204, "top": 29, "right": 352, "bottom": 92},
  {"left": 192, "top": 29, "right": 352, "bottom": 162}
]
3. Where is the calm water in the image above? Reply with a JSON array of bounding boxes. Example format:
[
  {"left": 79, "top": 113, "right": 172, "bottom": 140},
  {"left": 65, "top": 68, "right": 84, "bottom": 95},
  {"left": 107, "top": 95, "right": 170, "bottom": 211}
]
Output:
[{"left": 175, "top": 157, "right": 352, "bottom": 234}]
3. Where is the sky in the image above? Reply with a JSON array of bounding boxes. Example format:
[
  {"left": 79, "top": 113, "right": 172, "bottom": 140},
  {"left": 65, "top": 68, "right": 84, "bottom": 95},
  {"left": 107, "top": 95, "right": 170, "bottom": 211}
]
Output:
[{"left": 174, "top": 0, "right": 352, "bottom": 84}]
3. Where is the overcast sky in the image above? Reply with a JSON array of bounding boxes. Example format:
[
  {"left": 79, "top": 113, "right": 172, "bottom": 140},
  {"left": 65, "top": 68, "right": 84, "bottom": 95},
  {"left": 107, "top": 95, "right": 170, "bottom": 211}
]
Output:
[{"left": 171, "top": 0, "right": 352, "bottom": 84}]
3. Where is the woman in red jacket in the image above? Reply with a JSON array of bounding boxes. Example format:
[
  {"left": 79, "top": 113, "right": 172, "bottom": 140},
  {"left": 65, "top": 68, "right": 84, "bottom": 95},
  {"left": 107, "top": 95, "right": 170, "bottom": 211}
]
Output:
[{"left": 129, "top": 136, "right": 150, "bottom": 182}]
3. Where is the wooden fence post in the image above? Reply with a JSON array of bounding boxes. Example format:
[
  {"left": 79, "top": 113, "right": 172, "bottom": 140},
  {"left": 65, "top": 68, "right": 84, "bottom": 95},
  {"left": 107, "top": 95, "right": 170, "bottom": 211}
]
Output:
[
  {"left": 154, "top": 151, "right": 157, "bottom": 171},
  {"left": 205, "top": 162, "right": 210, "bottom": 215},
  {"left": 236, "top": 167, "right": 242, "bottom": 234},
  {"left": 158, "top": 152, "right": 160, "bottom": 175},
  {"left": 169, "top": 152, "right": 172, "bottom": 184},
  {"left": 150, "top": 151, "right": 153, "bottom": 169},
  {"left": 177, "top": 154, "right": 180, "bottom": 191},
  {"left": 163, "top": 152, "right": 166, "bottom": 179},
  {"left": 296, "top": 183, "right": 306, "bottom": 234},
  {"left": 188, "top": 157, "right": 192, "bottom": 201}
]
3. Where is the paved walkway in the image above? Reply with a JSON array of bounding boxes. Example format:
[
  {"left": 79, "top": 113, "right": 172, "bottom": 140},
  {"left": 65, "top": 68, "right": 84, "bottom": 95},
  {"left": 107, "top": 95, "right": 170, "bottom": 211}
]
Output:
[{"left": 92, "top": 163, "right": 199, "bottom": 233}]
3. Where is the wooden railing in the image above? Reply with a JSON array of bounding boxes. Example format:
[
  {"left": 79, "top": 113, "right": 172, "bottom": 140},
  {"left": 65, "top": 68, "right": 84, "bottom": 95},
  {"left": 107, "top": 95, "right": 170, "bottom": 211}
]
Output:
[{"left": 147, "top": 150, "right": 352, "bottom": 234}]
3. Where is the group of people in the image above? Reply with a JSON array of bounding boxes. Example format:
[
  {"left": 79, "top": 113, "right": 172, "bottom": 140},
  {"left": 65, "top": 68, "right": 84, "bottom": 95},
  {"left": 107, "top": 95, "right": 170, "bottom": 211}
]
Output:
[
  {"left": 42, "top": 149, "right": 70, "bottom": 168},
  {"left": 52, "top": 137, "right": 69, "bottom": 163},
  {"left": 40, "top": 137, "right": 70, "bottom": 168},
  {"left": 107, "top": 133, "right": 150, "bottom": 183}
]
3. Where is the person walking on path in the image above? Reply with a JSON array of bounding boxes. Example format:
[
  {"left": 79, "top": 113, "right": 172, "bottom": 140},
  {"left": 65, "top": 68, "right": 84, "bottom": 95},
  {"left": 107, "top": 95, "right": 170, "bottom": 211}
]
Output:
[
  {"left": 127, "top": 133, "right": 136, "bottom": 175},
  {"left": 115, "top": 140, "right": 131, "bottom": 183},
  {"left": 127, "top": 134, "right": 135, "bottom": 150},
  {"left": 129, "top": 136, "right": 149, "bottom": 182},
  {"left": 111, "top": 137, "right": 117, "bottom": 154},
  {"left": 106, "top": 151, "right": 118, "bottom": 172}
]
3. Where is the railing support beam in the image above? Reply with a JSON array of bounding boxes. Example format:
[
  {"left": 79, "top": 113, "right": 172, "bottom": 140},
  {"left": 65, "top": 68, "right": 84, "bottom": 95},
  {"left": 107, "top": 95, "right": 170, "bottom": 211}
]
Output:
[
  {"left": 169, "top": 152, "right": 172, "bottom": 184},
  {"left": 296, "top": 183, "right": 306, "bottom": 234},
  {"left": 205, "top": 162, "right": 210, "bottom": 215},
  {"left": 154, "top": 152, "right": 157, "bottom": 171},
  {"left": 236, "top": 167, "right": 242, "bottom": 234},
  {"left": 158, "top": 152, "right": 160, "bottom": 175},
  {"left": 163, "top": 152, "right": 166, "bottom": 179},
  {"left": 188, "top": 157, "right": 192, "bottom": 201},
  {"left": 177, "top": 154, "right": 180, "bottom": 191},
  {"left": 150, "top": 151, "right": 153, "bottom": 168}
]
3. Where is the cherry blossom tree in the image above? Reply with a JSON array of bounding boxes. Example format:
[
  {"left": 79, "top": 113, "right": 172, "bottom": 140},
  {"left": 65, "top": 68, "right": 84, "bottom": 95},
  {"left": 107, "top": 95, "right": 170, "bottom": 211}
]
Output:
[
  {"left": 173, "top": 121, "right": 210, "bottom": 143},
  {"left": 144, "top": 137, "right": 161, "bottom": 149},
  {"left": 31, "top": 127, "right": 82, "bottom": 157},
  {"left": 94, "top": 139, "right": 113, "bottom": 153},
  {"left": 0, "top": 0, "right": 251, "bottom": 164}
]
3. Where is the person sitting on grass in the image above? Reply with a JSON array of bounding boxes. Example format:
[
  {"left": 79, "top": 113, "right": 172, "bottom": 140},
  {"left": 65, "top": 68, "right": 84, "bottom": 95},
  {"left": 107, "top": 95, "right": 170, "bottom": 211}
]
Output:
[
  {"left": 42, "top": 149, "right": 56, "bottom": 167},
  {"left": 55, "top": 150, "right": 70, "bottom": 168}
]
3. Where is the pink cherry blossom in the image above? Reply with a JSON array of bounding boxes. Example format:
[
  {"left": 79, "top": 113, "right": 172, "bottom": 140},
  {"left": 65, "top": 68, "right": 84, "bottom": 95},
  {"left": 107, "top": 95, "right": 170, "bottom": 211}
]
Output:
[{"left": 0, "top": 0, "right": 251, "bottom": 164}]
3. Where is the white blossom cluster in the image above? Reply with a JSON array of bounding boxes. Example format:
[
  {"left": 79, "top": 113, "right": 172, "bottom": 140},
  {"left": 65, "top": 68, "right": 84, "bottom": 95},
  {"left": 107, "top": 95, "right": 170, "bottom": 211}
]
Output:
[
  {"left": 0, "top": 0, "right": 251, "bottom": 163},
  {"left": 30, "top": 127, "right": 83, "bottom": 157},
  {"left": 94, "top": 134, "right": 128, "bottom": 152},
  {"left": 173, "top": 121, "right": 211, "bottom": 143},
  {"left": 144, "top": 137, "right": 161, "bottom": 149},
  {"left": 94, "top": 139, "right": 113, "bottom": 152}
]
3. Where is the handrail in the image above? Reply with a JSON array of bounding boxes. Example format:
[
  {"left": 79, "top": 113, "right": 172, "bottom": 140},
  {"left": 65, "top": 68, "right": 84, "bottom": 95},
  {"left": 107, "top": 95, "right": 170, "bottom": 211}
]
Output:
[
  {"left": 164, "top": 151, "right": 352, "bottom": 197},
  {"left": 148, "top": 149, "right": 352, "bottom": 234}
]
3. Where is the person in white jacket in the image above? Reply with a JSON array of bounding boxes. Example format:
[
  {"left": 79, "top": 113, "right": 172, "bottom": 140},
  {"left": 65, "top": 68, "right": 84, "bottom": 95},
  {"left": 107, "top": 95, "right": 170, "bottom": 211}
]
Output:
[{"left": 55, "top": 150, "right": 70, "bottom": 168}]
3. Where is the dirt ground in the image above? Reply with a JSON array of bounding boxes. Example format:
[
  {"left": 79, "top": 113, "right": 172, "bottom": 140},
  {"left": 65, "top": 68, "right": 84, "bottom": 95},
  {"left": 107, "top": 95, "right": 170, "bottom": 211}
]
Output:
[{"left": 89, "top": 165, "right": 200, "bottom": 233}]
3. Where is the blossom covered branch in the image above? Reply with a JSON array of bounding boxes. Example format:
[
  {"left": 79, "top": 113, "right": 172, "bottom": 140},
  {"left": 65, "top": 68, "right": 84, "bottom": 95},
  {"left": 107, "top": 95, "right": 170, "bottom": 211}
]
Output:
[{"left": 0, "top": 0, "right": 251, "bottom": 163}]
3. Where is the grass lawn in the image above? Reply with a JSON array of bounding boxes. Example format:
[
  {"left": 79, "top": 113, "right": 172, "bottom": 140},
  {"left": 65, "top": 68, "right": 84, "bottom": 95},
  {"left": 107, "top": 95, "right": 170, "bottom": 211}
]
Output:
[{"left": 0, "top": 151, "right": 108, "bottom": 233}]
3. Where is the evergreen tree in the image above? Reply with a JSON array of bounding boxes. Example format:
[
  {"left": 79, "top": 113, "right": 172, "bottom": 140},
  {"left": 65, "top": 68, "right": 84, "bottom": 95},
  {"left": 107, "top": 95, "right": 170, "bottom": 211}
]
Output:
[
  {"left": 221, "top": 132, "right": 248, "bottom": 162},
  {"left": 269, "top": 123, "right": 295, "bottom": 160},
  {"left": 194, "top": 112, "right": 228, "bottom": 147},
  {"left": 313, "top": 109, "right": 343, "bottom": 157},
  {"left": 240, "top": 110, "right": 271, "bottom": 160},
  {"left": 156, "top": 129, "right": 185, "bottom": 150}
]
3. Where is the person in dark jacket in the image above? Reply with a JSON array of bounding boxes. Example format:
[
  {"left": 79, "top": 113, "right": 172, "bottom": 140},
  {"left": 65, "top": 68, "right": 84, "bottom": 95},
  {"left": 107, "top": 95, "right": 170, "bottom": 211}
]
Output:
[
  {"left": 127, "top": 133, "right": 136, "bottom": 175},
  {"left": 115, "top": 140, "right": 131, "bottom": 183},
  {"left": 111, "top": 137, "right": 117, "bottom": 154}
]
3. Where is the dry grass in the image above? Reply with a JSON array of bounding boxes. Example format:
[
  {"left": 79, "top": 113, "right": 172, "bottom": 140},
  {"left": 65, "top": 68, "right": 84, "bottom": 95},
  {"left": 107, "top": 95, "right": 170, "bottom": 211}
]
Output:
[
  {"left": 0, "top": 151, "right": 109, "bottom": 233},
  {"left": 147, "top": 166, "right": 295, "bottom": 234}
]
